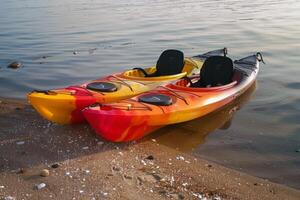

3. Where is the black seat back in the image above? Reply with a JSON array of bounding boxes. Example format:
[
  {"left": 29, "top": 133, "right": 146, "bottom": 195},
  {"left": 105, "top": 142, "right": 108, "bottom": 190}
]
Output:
[
  {"left": 149, "top": 49, "right": 184, "bottom": 77},
  {"left": 193, "top": 56, "right": 233, "bottom": 87}
]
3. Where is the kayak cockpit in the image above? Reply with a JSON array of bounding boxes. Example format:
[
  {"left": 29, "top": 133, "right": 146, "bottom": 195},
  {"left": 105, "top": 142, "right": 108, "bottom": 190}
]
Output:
[
  {"left": 170, "top": 55, "right": 243, "bottom": 91},
  {"left": 170, "top": 76, "right": 239, "bottom": 91},
  {"left": 121, "top": 49, "right": 202, "bottom": 81}
]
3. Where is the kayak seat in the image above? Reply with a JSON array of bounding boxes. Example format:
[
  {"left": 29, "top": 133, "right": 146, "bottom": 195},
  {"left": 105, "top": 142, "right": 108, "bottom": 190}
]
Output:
[
  {"left": 86, "top": 82, "right": 118, "bottom": 92},
  {"left": 138, "top": 93, "right": 173, "bottom": 106},
  {"left": 192, "top": 56, "right": 233, "bottom": 87},
  {"left": 134, "top": 49, "right": 185, "bottom": 77}
]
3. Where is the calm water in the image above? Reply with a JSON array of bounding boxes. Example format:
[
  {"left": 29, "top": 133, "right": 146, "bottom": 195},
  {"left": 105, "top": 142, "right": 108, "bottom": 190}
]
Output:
[{"left": 1, "top": 0, "right": 300, "bottom": 188}]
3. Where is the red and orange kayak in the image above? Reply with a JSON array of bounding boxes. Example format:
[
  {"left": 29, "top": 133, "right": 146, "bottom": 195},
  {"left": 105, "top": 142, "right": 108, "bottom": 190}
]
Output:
[
  {"left": 28, "top": 49, "right": 227, "bottom": 124},
  {"left": 83, "top": 53, "right": 264, "bottom": 142}
]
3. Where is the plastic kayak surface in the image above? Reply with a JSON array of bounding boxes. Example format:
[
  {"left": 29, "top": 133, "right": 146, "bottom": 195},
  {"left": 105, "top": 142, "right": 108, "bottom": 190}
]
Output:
[
  {"left": 83, "top": 53, "right": 263, "bottom": 142},
  {"left": 28, "top": 55, "right": 213, "bottom": 124}
]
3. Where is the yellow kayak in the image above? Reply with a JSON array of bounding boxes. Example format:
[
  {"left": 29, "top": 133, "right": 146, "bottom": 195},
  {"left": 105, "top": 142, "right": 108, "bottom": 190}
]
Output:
[{"left": 28, "top": 48, "right": 227, "bottom": 124}]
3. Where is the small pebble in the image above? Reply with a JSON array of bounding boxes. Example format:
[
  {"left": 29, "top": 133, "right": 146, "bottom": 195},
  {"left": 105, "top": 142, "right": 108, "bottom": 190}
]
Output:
[
  {"left": 40, "top": 169, "right": 50, "bottom": 177},
  {"left": 82, "top": 146, "right": 89, "bottom": 150},
  {"left": 35, "top": 183, "right": 46, "bottom": 190},
  {"left": 73, "top": 51, "right": 78, "bottom": 55},
  {"left": 3, "top": 196, "right": 16, "bottom": 200},
  {"left": 123, "top": 174, "right": 133, "bottom": 179},
  {"left": 205, "top": 164, "right": 212, "bottom": 168},
  {"left": 182, "top": 182, "right": 188, "bottom": 187},
  {"left": 16, "top": 141, "right": 25, "bottom": 145},
  {"left": 112, "top": 166, "right": 121, "bottom": 172},
  {"left": 145, "top": 155, "right": 154, "bottom": 160},
  {"left": 192, "top": 192, "right": 203, "bottom": 199},
  {"left": 97, "top": 141, "right": 104, "bottom": 145},
  {"left": 17, "top": 168, "right": 26, "bottom": 174},
  {"left": 7, "top": 61, "right": 22, "bottom": 69},
  {"left": 176, "top": 156, "right": 185, "bottom": 161},
  {"left": 141, "top": 160, "right": 147, "bottom": 165},
  {"left": 0, "top": 185, "right": 4, "bottom": 189},
  {"left": 100, "top": 191, "right": 108, "bottom": 196},
  {"left": 51, "top": 163, "right": 60, "bottom": 168}
]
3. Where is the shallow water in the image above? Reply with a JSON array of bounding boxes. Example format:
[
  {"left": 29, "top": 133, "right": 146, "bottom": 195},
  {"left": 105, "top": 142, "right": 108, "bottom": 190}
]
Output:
[{"left": 0, "top": 0, "right": 300, "bottom": 189}]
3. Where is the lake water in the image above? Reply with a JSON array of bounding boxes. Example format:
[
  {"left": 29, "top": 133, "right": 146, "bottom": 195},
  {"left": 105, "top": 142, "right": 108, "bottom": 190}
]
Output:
[{"left": 0, "top": 0, "right": 300, "bottom": 189}]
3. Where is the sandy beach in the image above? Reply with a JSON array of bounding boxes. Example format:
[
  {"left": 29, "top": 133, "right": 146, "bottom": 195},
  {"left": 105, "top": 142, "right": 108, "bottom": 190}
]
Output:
[{"left": 0, "top": 98, "right": 299, "bottom": 200}]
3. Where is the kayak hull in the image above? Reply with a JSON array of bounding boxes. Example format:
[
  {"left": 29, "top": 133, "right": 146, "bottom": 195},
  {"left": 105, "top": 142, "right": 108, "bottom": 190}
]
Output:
[{"left": 83, "top": 54, "right": 261, "bottom": 142}]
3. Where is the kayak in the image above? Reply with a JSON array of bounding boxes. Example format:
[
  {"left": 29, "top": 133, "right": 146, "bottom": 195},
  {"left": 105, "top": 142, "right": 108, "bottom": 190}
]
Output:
[
  {"left": 83, "top": 53, "right": 264, "bottom": 142},
  {"left": 28, "top": 48, "right": 227, "bottom": 124}
]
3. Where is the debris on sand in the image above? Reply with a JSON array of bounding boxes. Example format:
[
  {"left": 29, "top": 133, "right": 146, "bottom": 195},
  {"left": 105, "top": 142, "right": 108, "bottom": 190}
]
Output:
[
  {"left": 16, "top": 168, "right": 26, "bottom": 174},
  {"left": 51, "top": 163, "right": 60, "bottom": 168},
  {"left": 192, "top": 192, "right": 203, "bottom": 199},
  {"left": 205, "top": 164, "right": 212, "bottom": 168},
  {"left": 182, "top": 182, "right": 188, "bottom": 187},
  {"left": 112, "top": 166, "right": 121, "bottom": 172},
  {"left": 16, "top": 141, "right": 25, "bottom": 145},
  {"left": 3, "top": 196, "right": 16, "bottom": 200},
  {"left": 213, "top": 196, "right": 222, "bottom": 200},
  {"left": 145, "top": 155, "right": 154, "bottom": 160},
  {"left": 141, "top": 159, "right": 147, "bottom": 166},
  {"left": 7, "top": 61, "right": 23, "bottom": 69},
  {"left": 176, "top": 156, "right": 185, "bottom": 161},
  {"left": 35, "top": 183, "right": 46, "bottom": 190},
  {"left": 100, "top": 191, "right": 108, "bottom": 197},
  {"left": 82, "top": 146, "right": 89, "bottom": 150}
]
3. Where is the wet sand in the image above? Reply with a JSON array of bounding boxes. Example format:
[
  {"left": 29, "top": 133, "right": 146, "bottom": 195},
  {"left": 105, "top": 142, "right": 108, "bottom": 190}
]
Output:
[{"left": 0, "top": 98, "right": 300, "bottom": 200}]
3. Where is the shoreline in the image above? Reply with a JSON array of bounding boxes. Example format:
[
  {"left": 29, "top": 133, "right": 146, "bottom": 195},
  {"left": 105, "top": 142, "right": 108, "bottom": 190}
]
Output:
[{"left": 0, "top": 98, "right": 299, "bottom": 200}]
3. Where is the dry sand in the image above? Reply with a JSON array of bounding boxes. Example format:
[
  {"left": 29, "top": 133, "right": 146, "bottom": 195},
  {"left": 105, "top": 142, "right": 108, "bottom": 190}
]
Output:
[{"left": 0, "top": 98, "right": 300, "bottom": 200}]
